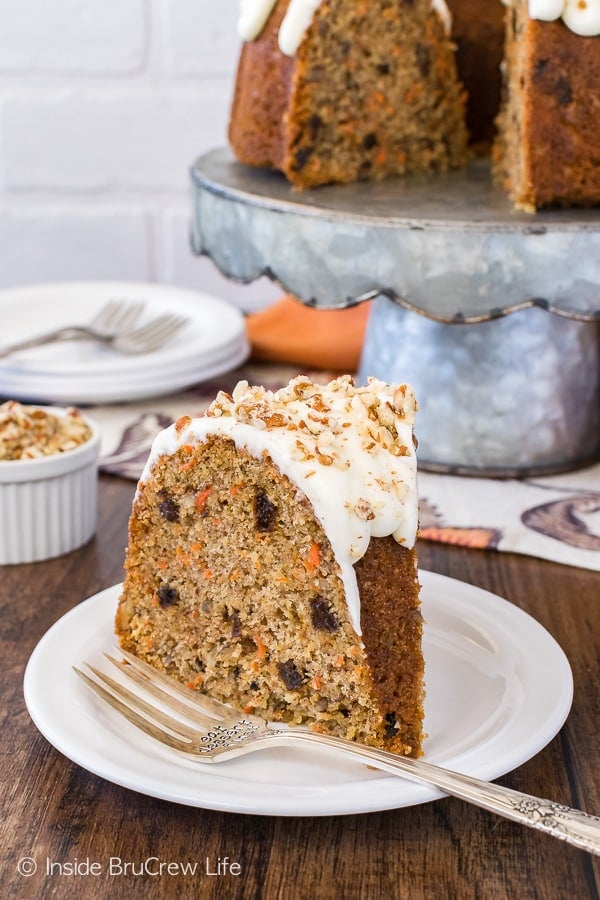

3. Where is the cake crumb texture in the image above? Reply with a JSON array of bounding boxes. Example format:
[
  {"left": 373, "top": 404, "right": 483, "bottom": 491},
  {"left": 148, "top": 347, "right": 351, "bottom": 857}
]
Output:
[
  {"left": 116, "top": 431, "right": 424, "bottom": 757},
  {"left": 229, "top": 0, "right": 468, "bottom": 187}
]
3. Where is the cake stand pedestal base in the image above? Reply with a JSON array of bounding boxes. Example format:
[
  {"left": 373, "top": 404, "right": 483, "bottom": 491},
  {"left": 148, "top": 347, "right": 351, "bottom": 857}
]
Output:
[{"left": 359, "top": 297, "right": 600, "bottom": 477}]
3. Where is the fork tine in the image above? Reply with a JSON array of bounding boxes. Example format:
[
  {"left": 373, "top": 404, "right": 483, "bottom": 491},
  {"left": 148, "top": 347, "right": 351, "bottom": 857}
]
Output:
[
  {"left": 109, "top": 300, "right": 145, "bottom": 332},
  {"left": 123, "top": 314, "right": 173, "bottom": 339},
  {"left": 110, "top": 314, "right": 188, "bottom": 355},
  {"left": 103, "top": 652, "right": 220, "bottom": 730},
  {"left": 90, "top": 300, "right": 144, "bottom": 333},
  {"left": 89, "top": 300, "right": 120, "bottom": 331},
  {"left": 116, "top": 648, "right": 234, "bottom": 721},
  {"left": 144, "top": 315, "right": 187, "bottom": 339},
  {"left": 73, "top": 666, "right": 195, "bottom": 753},
  {"left": 127, "top": 315, "right": 188, "bottom": 347}
]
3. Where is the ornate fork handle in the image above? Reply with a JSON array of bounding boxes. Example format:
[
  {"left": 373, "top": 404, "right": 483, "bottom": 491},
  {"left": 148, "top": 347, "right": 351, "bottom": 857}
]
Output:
[
  {"left": 0, "top": 326, "right": 111, "bottom": 358},
  {"left": 77, "top": 652, "right": 598, "bottom": 855},
  {"left": 255, "top": 729, "right": 600, "bottom": 855}
]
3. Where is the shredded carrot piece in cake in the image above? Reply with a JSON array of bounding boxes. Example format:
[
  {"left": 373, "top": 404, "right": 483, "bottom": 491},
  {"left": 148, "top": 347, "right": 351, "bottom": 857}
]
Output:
[
  {"left": 255, "top": 636, "right": 267, "bottom": 659},
  {"left": 305, "top": 541, "right": 321, "bottom": 573},
  {"left": 175, "top": 546, "right": 191, "bottom": 566},
  {"left": 178, "top": 444, "right": 195, "bottom": 471},
  {"left": 404, "top": 83, "right": 422, "bottom": 105},
  {"left": 195, "top": 487, "right": 212, "bottom": 511}
]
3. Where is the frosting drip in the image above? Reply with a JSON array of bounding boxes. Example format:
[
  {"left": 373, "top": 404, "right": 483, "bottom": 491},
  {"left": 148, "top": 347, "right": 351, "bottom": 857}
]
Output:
[
  {"left": 237, "top": 0, "right": 452, "bottom": 56},
  {"left": 140, "top": 376, "right": 418, "bottom": 635},
  {"left": 528, "top": 0, "right": 600, "bottom": 35},
  {"left": 279, "top": 0, "right": 322, "bottom": 56},
  {"left": 238, "top": 0, "right": 279, "bottom": 43}
]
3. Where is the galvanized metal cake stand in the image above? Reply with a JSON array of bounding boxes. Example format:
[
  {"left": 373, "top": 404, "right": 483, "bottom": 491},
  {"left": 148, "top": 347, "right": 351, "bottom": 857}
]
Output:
[{"left": 190, "top": 147, "right": 600, "bottom": 477}]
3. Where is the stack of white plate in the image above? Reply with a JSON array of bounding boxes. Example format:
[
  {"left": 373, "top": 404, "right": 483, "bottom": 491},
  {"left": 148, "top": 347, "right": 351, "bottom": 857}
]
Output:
[{"left": 0, "top": 282, "right": 250, "bottom": 404}]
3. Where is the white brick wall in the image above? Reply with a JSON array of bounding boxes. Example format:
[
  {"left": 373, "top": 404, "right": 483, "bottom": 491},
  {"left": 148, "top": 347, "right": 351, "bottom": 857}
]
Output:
[{"left": 0, "top": 0, "right": 280, "bottom": 311}]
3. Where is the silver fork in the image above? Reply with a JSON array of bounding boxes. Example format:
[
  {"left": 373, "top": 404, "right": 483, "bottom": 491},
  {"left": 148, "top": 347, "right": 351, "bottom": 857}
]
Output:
[
  {"left": 75, "top": 650, "right": 600, "bottom": 856},
  {"left": 0, "top": 300, "right": 143, "bottom": 358},
  {"left": 109, "top": 313, "right": 189, "bottom": 355},
  {"left": 0, "top": 300, "right": 188, "bottom": 358}
]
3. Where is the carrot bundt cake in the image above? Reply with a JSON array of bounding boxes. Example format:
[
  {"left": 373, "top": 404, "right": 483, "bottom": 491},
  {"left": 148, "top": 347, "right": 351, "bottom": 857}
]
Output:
[
  {"left": 228, "top": 0, "right": 600, "bottom": 210},
  {"left": 115, "top": 376, "right": 425, "bottom": 757},
  {"left": 229, "top": 0, "right": 468, "bottom": 188}
]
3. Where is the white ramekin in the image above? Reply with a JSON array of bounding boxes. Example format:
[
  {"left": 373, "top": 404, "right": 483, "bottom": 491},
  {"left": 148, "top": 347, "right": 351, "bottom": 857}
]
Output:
[{"left": 0, "top": 408, "right": 101, "bottom": 564}]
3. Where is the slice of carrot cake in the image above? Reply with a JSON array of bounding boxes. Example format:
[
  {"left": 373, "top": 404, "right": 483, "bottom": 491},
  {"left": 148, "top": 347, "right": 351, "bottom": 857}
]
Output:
[{"left": 115, "top": 375, "right": 424, "bottom": 756}]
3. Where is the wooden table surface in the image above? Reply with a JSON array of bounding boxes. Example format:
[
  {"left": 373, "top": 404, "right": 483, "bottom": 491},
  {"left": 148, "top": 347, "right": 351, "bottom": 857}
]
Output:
[{"left": 1, "top": 473, "right": 599, "bottom": 900}]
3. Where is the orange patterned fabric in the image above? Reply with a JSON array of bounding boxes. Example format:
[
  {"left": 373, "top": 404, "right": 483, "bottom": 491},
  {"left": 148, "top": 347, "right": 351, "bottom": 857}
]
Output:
[{"left": 419, "top": 525, "right": 501, "bottom": 550}]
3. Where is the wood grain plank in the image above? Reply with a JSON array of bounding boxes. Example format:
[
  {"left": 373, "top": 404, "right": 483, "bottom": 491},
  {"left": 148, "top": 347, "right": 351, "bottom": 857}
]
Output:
[{"left": 1, "top": 477, "right": 598, "bottom": 900}]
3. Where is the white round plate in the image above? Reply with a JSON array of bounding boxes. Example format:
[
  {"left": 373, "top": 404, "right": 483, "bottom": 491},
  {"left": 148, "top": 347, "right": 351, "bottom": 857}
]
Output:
[
  {"left": 0, "top": 281, "right": 248, "bottom": 403},
  {"left": 0, "top": 339, "right": 250, "bottom": 404},
  {"left": 23, "top": 571, "right": 573, "bottom": 817}
]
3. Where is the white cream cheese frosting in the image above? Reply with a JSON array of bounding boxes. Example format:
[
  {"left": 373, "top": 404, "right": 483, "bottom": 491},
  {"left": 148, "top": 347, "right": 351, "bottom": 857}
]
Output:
[
  {"left": 238, "top": 0, "right": 280, "bottom": 43},
  {"left": 237, "top": 0, "right": 452, "bottom": 57},
  {"left": 278, "top": 0, "right": 322, "bottom": 55},
  {"left": 528, "top": 0, "right": 600, "bottom": 35},
  {"left": 140, "top": 376, "right": 418, "bottom": 635}
]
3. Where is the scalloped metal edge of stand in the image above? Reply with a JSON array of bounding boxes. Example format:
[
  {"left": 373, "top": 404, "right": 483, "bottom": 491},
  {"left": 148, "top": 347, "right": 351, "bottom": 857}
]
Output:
[{"left": 190, "top": 148, "right": 600, "bottom": 324}]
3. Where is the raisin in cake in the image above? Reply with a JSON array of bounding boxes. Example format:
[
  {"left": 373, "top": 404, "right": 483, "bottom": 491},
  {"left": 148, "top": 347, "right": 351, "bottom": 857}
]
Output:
[
  {"left": 229, "top": 0, "right": 468, "bottom": 188},
  {"left": 115, "top": 376, "right": 425, "bottom": 757}
]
